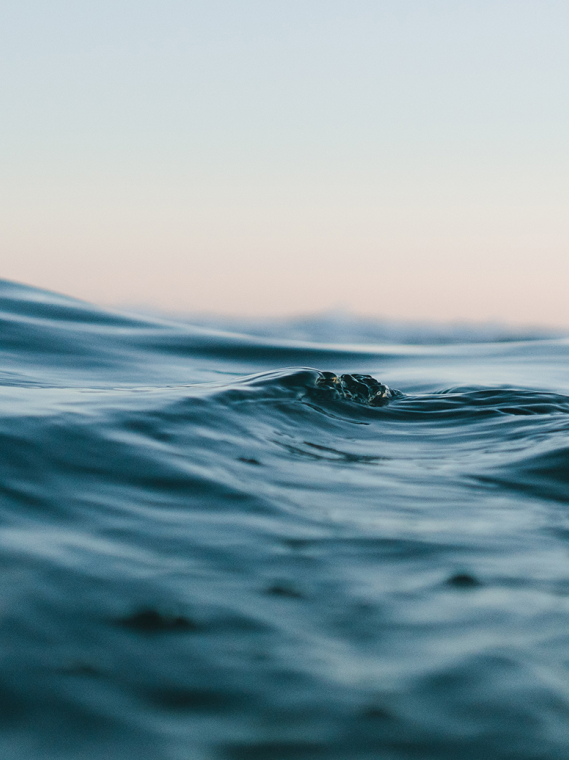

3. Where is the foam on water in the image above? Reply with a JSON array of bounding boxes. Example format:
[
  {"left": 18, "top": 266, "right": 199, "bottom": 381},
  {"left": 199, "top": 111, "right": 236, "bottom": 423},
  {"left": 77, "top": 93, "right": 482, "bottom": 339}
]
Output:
[{"left": 3, "top": 279, "right": 569, "bottom": 759}]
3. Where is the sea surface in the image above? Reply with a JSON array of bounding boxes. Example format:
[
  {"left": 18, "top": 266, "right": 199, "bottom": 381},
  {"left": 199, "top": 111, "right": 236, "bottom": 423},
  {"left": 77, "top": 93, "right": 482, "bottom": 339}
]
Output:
[{"left": 4, "top": 279, "right": 569, "bottom": 760}]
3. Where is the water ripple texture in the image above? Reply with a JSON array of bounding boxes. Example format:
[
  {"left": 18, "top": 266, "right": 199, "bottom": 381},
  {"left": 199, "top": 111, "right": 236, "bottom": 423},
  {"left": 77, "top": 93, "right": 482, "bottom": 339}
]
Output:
[{"left": 3, "top": 279, "right": 569, "bottom": 759}]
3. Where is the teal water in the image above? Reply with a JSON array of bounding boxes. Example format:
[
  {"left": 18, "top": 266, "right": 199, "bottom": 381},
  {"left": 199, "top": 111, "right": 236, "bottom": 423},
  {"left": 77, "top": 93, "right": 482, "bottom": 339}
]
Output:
[{"left": 3, "top": 279, "right": 569, "bottom": 759}]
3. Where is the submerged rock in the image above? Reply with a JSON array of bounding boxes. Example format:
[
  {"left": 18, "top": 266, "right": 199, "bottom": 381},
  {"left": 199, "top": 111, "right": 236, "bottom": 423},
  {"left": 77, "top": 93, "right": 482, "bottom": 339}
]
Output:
[{"left": 316, "top": 372, "right": 394, "bottom": 407}]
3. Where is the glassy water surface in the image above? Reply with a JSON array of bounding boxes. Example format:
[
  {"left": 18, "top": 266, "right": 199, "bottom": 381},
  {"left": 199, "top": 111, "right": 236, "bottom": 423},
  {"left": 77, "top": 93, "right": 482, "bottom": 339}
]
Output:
[{"left": 3, "top": 279, "right": 569, "bottom": 759}]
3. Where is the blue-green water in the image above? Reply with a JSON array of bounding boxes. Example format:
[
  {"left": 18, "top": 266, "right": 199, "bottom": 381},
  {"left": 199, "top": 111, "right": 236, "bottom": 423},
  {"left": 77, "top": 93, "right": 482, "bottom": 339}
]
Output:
[{"left": 3, "top": 279, "right": 569, "bottom": 759}]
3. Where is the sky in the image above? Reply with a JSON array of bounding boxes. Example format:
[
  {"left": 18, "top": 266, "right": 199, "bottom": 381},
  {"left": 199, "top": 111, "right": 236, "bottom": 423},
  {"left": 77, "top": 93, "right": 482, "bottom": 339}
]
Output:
[{"left": 1, "top": 1, "right": 568, "bottom": 324}]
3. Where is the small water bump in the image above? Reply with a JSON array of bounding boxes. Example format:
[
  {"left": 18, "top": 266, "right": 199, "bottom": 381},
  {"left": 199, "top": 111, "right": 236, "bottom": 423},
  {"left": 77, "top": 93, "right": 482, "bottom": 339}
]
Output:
[
  {"left": 446, "top": 573, "right": 481, "bottom": 588},
  {"left": 59, "top": 662, "right": 101, "bottom": 677},
  {"left": 116, "top": 609, "right": 199, "bottom": 633},
  {"left": 238, "top": 457, "right": 262, "bottom": 465},
  {"left": 282, "top": 538, "right": 312, "bottom": 550},
  {"left": 222, "top": 741, "right": 326, "bottom": 760},
  {"left": 147, "top": 687, "right": 234, "bottom": 713},
  {"left": 265, "top": 584, "right": 305, "bottom": 599},
  {"left": 359, "top": 704, "right": 393, "bottom": 721}
]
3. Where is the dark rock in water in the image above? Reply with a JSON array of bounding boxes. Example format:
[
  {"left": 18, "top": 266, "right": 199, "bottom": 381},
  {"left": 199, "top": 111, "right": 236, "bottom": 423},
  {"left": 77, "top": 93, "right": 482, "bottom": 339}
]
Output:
[{"left": 315, "top": 372, "right": 393, "bottom": 406}]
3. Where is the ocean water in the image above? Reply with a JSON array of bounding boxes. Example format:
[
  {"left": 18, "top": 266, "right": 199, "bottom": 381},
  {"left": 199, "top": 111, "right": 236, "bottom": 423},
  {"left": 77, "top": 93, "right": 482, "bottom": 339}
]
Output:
[{"left": 4, "top": 279, "right": 569, "bottom": 760}]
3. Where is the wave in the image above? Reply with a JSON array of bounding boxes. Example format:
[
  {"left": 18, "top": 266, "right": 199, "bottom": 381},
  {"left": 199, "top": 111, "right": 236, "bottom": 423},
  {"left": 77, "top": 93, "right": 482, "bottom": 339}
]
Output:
[{"left": 4, "top": 280, "right": 569, "bottom": 758}]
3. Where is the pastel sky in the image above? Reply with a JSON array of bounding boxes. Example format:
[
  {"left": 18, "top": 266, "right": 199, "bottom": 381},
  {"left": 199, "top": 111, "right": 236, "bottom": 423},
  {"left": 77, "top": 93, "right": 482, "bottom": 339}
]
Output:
[{"left": 2, "top": 1, "right": 568, "bottom": 324}]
